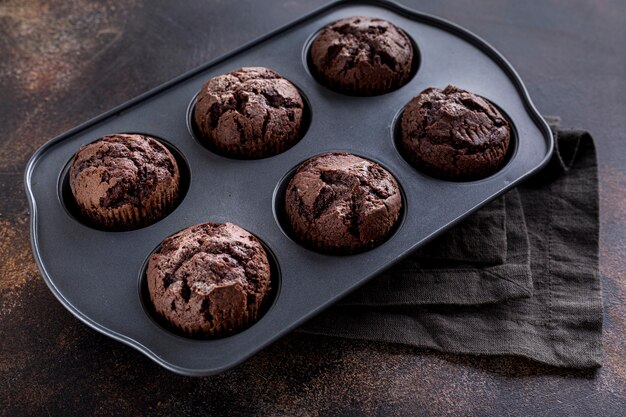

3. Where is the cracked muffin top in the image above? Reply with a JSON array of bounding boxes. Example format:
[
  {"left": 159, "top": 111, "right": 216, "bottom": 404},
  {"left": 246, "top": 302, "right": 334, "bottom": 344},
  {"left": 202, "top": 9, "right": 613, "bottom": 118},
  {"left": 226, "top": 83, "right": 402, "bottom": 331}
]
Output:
[
  {"left": 193, "top": 67, "right": 304, "bottom": 159},
  {"left": 285, "top": 152, "right": 402, "bottom": 254},
  {"left": 69, "top": 134, "right": 180, "bottom": 231},
  {"left": 310, "top": 16, "right": 414, "bottom": 96},
  {"left": 147, "top": 222, "right": 272, "bottom": 338},
  {"left": 400, "top": 85, "right": 511, "bottom": 180}
]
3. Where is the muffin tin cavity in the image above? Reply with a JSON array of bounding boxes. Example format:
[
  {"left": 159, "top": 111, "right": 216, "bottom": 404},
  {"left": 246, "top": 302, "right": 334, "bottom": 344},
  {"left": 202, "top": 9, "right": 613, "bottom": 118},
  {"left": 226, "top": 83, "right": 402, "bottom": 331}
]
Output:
[
  {"left": 186, "top": 78, "right": 312, "bottom": 160},
  {"left": 273, "top": 153, "right": 406, "bottom": 255},
  {"left": 138, "top": 232, "right": 281, "bottom": 340},
  {"left": 58, "top": 135, "right": 191, "bottom": 231},
  {"left": 391, "top": 96, "right": 518, "bottom": 182},
  {"left": 303, "top": 17, "right": 421, "bottom": 96}
]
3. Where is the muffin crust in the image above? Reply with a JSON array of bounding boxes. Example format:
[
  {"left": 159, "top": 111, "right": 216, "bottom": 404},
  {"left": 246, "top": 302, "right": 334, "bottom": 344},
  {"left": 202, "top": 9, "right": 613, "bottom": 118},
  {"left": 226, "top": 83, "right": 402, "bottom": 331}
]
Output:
[
  {"left": 69, "top": 134, "right": 180, "bottom": 230},
  {"left": 285, "top": 152, "right": 402, "bottom": 254},
  {"left": 147, "top": 222, "right": 272, "bottom": 338},
  {"left": 194, "top": 67, "right": 304, "bottom": 159},
  {"left": 310, "top": 16, "right": 414, "bottom": 95},
  {"left": 400, "top": 85, "right": 511, "bottom": 180}
]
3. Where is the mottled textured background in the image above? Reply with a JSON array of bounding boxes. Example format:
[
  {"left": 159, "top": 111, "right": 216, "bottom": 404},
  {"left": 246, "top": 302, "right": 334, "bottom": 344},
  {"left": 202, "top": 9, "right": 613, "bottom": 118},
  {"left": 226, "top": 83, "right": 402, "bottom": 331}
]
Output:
[{"left": 1, "top": 0, "right": 625, "bottom": 415}]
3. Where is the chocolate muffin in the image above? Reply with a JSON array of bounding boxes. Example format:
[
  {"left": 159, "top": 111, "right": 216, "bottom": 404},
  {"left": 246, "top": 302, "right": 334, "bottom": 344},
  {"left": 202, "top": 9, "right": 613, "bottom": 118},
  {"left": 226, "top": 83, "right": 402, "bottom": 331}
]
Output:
[
  {"left": 285, "top": 152, "right": 402, "bottom": 254},
  {"left": 147, "top": 222, "right": 272, "bottom": 338},
  {"left": 69, "top": 134, "right": 180, "bottom": 231},
  {"left": 400, "top": 85, "right": 511, "bottom": 180},
  {"left": 193, "top": 67, "right": 304, "bottom": 159},
  {"left": 309, "top": 16, "right": 414, "bottom": 96}
]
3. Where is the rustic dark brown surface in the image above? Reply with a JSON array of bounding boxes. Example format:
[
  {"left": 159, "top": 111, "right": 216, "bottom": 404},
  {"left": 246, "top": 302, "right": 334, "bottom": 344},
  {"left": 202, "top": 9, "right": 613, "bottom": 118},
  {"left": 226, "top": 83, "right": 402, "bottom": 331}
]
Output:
[{"left": 1, "top": 0, "right": 625, "bottom": 415}]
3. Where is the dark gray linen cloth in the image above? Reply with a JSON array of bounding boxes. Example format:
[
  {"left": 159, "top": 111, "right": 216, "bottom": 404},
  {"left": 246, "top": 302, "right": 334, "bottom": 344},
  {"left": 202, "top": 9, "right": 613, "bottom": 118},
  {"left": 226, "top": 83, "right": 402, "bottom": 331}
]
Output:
[{"left": 298, "top": 119, "right": 603, "bottom": 368}]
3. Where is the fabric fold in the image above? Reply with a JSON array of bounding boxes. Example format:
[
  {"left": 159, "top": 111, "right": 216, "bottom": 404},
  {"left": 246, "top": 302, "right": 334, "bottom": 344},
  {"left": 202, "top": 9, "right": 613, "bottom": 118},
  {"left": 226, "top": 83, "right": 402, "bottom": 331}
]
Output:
[{"left": 298, "top": 123, "right": 603, "bottom": 369}]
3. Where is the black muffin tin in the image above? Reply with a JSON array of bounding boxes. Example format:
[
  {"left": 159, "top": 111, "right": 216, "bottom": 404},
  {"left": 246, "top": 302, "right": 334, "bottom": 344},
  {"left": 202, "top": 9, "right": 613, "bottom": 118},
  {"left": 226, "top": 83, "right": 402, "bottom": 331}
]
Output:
[{"left": 25, "top": 0, "right": 553, "bottom": 376}]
